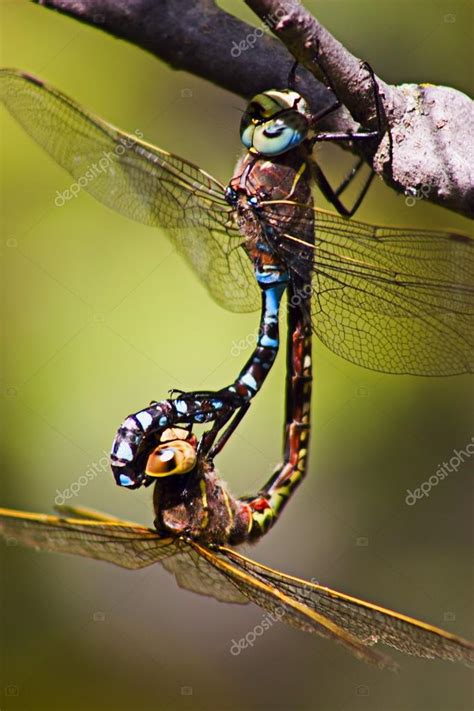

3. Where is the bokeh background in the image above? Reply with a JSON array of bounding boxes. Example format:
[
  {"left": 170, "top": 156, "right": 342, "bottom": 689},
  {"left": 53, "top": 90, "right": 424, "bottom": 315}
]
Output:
[{"left": 1, "top": 1, "right": 473, "bottom": 709}]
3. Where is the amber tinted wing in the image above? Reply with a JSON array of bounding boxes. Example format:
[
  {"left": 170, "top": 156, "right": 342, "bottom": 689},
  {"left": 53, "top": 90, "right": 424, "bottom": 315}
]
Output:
[
  {"left": 0, "top": 506, "right": 176, "bottom": 569},
  {"left": 222, "top": 547, "right": 474, "bottom": 667},
  {"left": 161, "top": 548, "right": 247, "bottom": 604},
  {"left": 0, "top": 69, "right": 259, "bottom": 313},
  {"left": 0, "top": 506, "right": 247, "bottom": 603},
  {"left": 270, "top": 204, "right": 474, "bottom": 375},
  {"left": 189, "top": 541, "right": 399, "bottom": 670}
]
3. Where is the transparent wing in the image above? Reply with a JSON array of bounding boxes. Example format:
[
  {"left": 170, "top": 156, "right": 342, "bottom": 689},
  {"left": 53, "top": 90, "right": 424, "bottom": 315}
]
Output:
[
  {"left": 0, "top": 506, "right": 247, "bottom": 603},
  {"left": 3, "top": 69, "right": 473, "bottom": 370},
  {"left": 222, "top": 548, "right": 474, "bottom": 667},
  {"left": 0, "top": 69, "right": 259, "bottom": 313},
  {"left": 272, "top": 205, "right": 474, "bottom": 375}
]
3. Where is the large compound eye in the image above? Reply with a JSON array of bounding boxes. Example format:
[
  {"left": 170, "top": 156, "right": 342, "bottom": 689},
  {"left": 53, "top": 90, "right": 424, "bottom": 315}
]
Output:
[
  {"left": 251, "top": 111, "right": 308, "bottom": 156},
  {"left": 240, "top": 97, "right": 273, "bottom": 149},
  {"left": 240, "top": 90, "right": 309, "bottom": 156},
  {"left": 145, "top": 435, "right": 197, "bottom": 477}
]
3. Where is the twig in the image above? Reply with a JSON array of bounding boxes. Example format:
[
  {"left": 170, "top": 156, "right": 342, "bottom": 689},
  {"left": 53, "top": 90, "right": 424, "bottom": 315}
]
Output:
[{"left": 34, "top": 0, "right": 351, "bottom": 130}]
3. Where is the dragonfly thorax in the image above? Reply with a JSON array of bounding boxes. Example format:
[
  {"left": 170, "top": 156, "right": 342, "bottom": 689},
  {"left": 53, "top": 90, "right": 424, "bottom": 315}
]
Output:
[
  {"left": 229, "top": 149, "right": 315, "bottom": 270},
  {"left": 240, "top": 89, "right": 310, "bottom": 156},
  {"left": 152, "top": 464, "right": 251, "bottom": 544}
]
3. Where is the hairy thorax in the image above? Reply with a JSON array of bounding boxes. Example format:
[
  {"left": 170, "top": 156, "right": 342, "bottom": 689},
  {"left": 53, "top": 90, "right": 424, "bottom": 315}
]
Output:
[
  {"left": 152, "top": 462, "right": 252, "bottom": 546},
  {"left": 230, "top": 147, "right": 315, "bottom": 273}
]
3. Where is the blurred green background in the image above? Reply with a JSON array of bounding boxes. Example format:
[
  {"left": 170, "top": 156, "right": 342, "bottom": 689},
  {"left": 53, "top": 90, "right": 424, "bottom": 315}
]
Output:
[{"left": 1, "top": 1, "right": 473, "bottom": 710}]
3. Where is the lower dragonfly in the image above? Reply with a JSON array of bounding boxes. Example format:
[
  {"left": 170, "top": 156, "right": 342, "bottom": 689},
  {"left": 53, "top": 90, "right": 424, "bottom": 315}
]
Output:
[{"left": 2, "top": 294, "right": 473, "bottom": 670}]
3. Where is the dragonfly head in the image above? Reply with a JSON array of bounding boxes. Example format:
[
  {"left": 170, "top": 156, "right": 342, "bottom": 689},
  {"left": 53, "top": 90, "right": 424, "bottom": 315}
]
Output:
[
  {"left": 144, "top": 427, "right": 198, "bottom": 478},
  {"left": 111, "top": 426, "right": 198, "bottom": 489},
  {"left": 240, "top": 89, "right": 310, "bottom": 157}
]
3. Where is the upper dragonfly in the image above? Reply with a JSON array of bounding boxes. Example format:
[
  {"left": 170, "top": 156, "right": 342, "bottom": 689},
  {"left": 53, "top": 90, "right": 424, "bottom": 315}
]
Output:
[{"left": 1, "top": 68, "right": 473, "bottom": 377}]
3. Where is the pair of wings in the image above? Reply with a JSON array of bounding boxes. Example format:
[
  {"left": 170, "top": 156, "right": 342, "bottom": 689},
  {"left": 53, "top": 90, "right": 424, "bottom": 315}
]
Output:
[
  {"left": 1, "top": 504, "right": 472, "bottom": 671},
  {"left": 1, "top": 68, "right": 473, "bottom": 375}
]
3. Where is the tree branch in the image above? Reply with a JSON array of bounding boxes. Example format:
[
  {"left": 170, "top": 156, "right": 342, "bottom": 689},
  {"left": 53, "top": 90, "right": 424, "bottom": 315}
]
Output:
[
  {"left": 33, "top": 0, "right": 474, "bottom": 218},
  {"left": 35, "top": 0, "right": 352, "bottom": 130}
]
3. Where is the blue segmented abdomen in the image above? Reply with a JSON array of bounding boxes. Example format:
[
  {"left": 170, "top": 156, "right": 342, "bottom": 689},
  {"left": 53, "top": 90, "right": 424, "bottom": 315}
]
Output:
[
  {"left": 110, "top": 403, "right": 173, "bottom": 487},
  {"left": 110, "top": 398, "right": 228, "bottom": 488},
  {"left": 231, "top": 267, "right": 288, "bottom": 397}
]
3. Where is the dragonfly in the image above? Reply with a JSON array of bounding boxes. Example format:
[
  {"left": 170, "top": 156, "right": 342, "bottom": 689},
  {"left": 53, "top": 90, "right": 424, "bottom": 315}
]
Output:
[{"left": 1, "top": 258, "right": 473, "bottom": 669}]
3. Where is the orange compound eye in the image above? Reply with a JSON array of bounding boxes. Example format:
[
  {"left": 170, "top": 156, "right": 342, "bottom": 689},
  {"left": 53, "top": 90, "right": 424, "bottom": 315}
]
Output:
[{"left": 145, "top": 439, "right": 197, "bottom": 477}]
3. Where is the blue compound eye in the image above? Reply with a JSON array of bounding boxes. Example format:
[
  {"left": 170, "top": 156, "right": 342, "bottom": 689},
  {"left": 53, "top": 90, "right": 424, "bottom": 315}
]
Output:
[
  {"left": 240, "top": 98, "right": 266, "bottom": 149},
  {"left": 251, "top": 112, "right": 308, "bottom": 156},
  {"left": 240, "top": 89, "right": 309, "bottom": 156},
  {"left": 240, "top": 121, "right": 255, "bottom": 150}
]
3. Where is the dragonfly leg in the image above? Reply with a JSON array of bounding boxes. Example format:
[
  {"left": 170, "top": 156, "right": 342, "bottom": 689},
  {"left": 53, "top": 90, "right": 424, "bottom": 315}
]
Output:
[
  {"left": 207, "top": 401, "right": 251, "bottom": 459},
  {"left": 288, "top": 60, "right": 340, "bottom": 123},
  {"left": 311, "top": 49, "right": 386, "bottom": 145},
  {"left": 311, "top": 159, "right": 376, "bottom": 218},
  {"left": 333, "top": 156, "right": 365, "bottom": 197},
  {"left": 288, "top": 58, "right": 342, "bottom": 125},
  {"left": 308, "top": 61, "right": 387, "bottom": 217},
  {"left": 311, "top": 99, "right": 342, "bottom": 124}
]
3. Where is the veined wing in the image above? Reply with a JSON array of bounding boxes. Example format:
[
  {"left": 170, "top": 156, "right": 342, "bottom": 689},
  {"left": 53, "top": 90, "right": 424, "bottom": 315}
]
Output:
[
  {"left": 0, "top": 506, "right": 247, "bottom": 603},
  {"left": 268, "top": 203, "right": 473, "bottom": 375},
  {"left": 222, "top": 547, "right": 474, "bottom": 668},
  {"left": 0, "top": 505, "right": 175, "bottom": 569},
  {"left": 0, "top": 69, "right": 259, "bottom": 313},
  {"left": 54, "top": 505, "right": 247, "bottom": 603},
  {"left": 161, "top": 547, "right": 247, "bottom": 604},
  {"left": 190, "top": 541, "right": 399, "bottom": 670}
]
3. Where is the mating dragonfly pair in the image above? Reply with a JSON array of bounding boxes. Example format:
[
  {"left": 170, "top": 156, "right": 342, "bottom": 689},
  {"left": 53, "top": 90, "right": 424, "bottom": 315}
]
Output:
[{"left": 1, "top": 69, "right": 473, "bottom": 670}]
